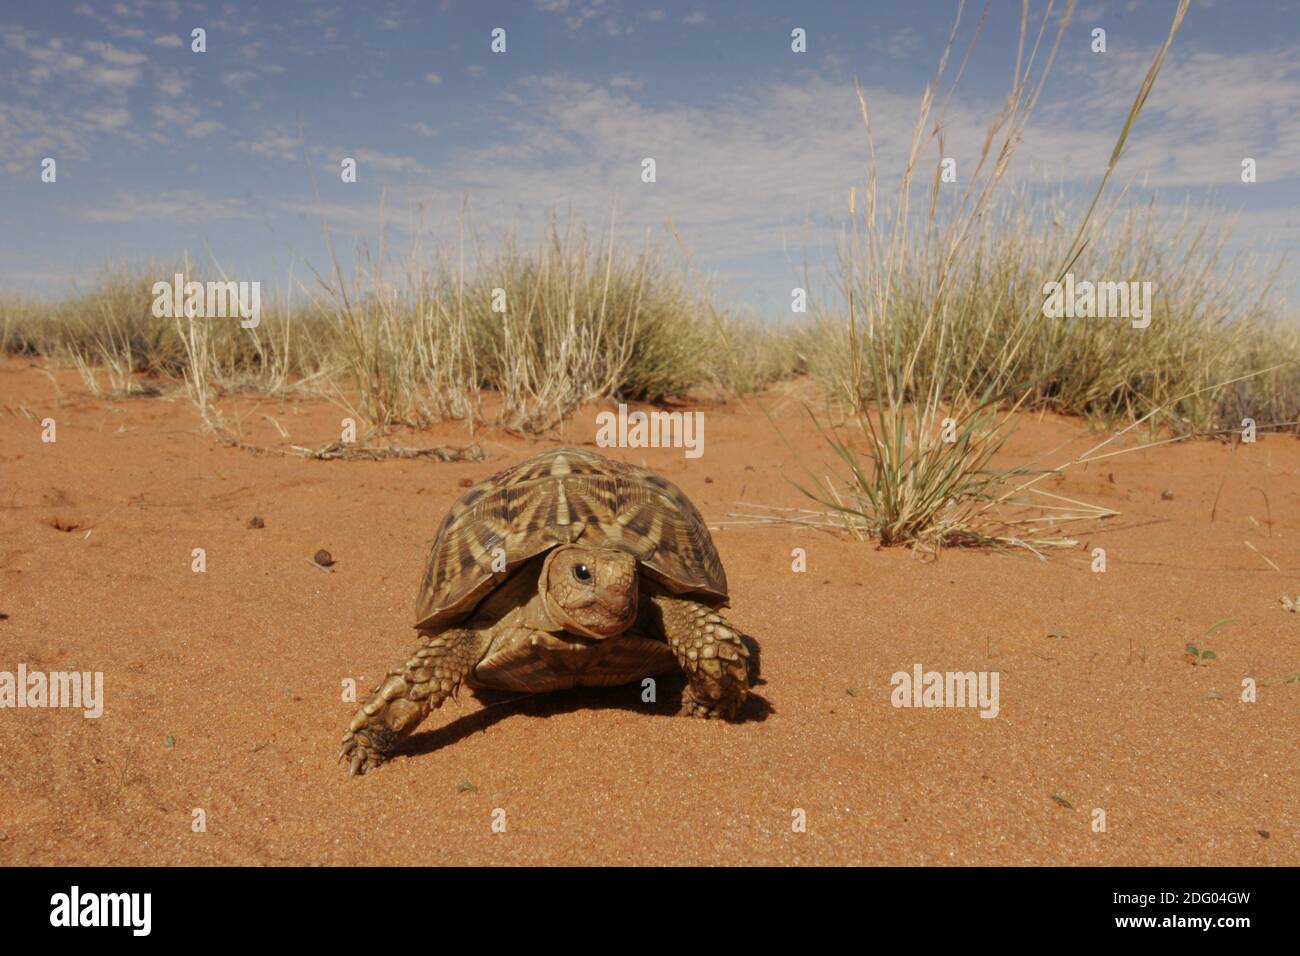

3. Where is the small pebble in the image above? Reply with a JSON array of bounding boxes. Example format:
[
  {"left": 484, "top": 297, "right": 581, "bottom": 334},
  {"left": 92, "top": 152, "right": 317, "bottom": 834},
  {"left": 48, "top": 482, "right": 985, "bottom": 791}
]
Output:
[{"left": 247, "top": 515, "right": 265, "bottom": 529}]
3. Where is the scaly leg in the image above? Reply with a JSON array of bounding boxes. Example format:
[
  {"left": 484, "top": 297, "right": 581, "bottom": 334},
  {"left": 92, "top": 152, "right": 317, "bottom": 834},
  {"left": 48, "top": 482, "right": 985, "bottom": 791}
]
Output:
[
  {"left": 339, "top": 628, "right": 490, "bottom": 775},
  {"left": 647, "top": 594, "right": 750, "bottom": 719}
]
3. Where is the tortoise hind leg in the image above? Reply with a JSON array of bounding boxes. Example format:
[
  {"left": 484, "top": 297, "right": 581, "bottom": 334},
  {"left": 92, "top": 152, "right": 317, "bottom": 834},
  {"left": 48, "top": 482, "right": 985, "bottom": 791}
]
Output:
[
  {"left": 646, "top": 593, "right": 750, "bottom": 719},
  {"left": 339, "top": 627, "right": 491, "bottom": 776}
]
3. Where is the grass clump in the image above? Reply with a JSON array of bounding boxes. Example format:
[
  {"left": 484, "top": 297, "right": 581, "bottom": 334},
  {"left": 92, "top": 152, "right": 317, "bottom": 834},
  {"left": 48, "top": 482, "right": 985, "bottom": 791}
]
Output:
[
  {"left": 803, "top": 192, "right": 1299, "bottom": 436},
  {"left": 0, "top": 222, "right": 792, "bottom": 434},
  {"left": 1, "top": 262, "right": 336, "bottom": 401},
  {"left": 796, "top": 0, "right": 1225, "bottom": 553},
  {"left": 316, "top": 219, "right": 787, "bottom": 431}
]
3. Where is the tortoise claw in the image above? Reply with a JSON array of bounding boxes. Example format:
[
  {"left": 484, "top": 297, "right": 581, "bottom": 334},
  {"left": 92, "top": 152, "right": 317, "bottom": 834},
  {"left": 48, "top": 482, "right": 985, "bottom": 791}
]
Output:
[
  {"left": 679, "top": 685, "right": 746, "bottom": 720},
  {"left": 338, "top": 730, "right": 388, "bottom": 776}
]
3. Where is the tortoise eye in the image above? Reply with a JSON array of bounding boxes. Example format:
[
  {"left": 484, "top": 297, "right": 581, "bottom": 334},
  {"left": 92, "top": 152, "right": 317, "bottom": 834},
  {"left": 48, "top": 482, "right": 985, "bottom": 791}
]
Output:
[{"left": 573, "top": 563, "right": 592, "bottom": 582}]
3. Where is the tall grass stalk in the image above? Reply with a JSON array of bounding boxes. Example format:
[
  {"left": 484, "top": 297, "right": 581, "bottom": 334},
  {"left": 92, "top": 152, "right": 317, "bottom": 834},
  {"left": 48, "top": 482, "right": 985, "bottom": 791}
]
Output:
[{"left": 800, "top": 0, "right": 1212, "bottom": 552}]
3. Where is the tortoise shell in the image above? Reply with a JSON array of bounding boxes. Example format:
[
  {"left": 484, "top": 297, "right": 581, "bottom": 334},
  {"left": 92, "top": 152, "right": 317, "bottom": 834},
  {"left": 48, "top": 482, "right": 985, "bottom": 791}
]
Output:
[{"left": 415, "top": 447, "right": 727, "bottom": 631}]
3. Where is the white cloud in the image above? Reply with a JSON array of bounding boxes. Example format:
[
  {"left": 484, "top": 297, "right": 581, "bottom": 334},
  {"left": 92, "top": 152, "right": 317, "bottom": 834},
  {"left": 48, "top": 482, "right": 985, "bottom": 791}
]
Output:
[
  {"left": 349, "top": 147, "right": 430, "bottom": 174},
  {"left": 242, "top": 127, "right": 303, "bottom": 162},
  {"left": 230, "top": 40, "right": 266, "bottom": 64},
  {"left": 153, "top": 102, "right": 223, "bottom": 138},
  {"left": 86, "top": 65, "right": 142, "bottom": 88},
  {"left": 2, "top": 9, "right": 1295, "bottom": 311},
  {"left": 5, "top": 31, "right": 87, "bottom": 73},
  {"left": 222, "top": 71, "right": 259, "bottom": 91},
  {"left": 185, "top": 119, "right": 223, "bottom": 138},
  {"left": 867, "top": 27, "right": 920, "bottom": 60},
  {"left": 0, "top": 103, "right": 90, "bottom": 174},
  {"left": 271, "top": 196, "right": 383, "bottom": 232},
  {"left": 80, "top": 191, "right": 252, "bottom": 224},
  {"left": 84, "top": 106, "right": 131, "bottom": 131},
  {"left": 157, "top": 74, "right": 188, "bottom": 98},
  {"left": 534, "top": 0, "right": 646, "bottom": 36},
  {"left": 370, "top": 46, "right": 1297, "bottom": 304},
  {"left": 1043, "top": 45, "right": 1300, "bottom": 187},
  {"left": 84, "top": 40, "right": 147, "bottom": 66}
]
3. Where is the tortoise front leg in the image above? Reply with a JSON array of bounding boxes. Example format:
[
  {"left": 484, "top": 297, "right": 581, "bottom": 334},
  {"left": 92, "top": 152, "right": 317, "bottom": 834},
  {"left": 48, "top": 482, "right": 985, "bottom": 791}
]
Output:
[
  {"left": 647, "top": 593, "right": 750, "bottom": 719},
  {"left": 339, "top": 627, "right": 491, "bottom": 776}
]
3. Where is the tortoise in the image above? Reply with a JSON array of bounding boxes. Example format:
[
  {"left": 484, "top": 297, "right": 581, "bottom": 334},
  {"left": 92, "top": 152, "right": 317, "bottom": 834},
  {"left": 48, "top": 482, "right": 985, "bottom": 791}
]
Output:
[{"left": 339, "top": 447, "right": 752, "bottom": 775}]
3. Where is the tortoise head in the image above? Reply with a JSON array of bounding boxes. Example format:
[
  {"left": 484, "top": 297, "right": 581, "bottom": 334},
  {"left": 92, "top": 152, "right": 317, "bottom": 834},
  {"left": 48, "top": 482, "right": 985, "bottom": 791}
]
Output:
[{"left": 538, "top": 544, "right": 638, "bottom": 639}]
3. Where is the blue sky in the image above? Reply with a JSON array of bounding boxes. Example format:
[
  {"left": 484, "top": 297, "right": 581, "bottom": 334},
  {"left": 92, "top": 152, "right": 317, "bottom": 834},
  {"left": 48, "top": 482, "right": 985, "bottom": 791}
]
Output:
[{"left": 2, "top": 0, "right": 1298, "bottom": 315}]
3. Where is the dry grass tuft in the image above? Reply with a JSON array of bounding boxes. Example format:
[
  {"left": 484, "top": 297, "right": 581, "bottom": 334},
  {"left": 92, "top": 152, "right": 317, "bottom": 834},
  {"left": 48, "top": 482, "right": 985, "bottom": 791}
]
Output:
[
  {"left": 791, "top": 0, "right": 1259, "bottom": 554},
  {"left": 1, "top": 223, "right": 796, "bottom": 436}
]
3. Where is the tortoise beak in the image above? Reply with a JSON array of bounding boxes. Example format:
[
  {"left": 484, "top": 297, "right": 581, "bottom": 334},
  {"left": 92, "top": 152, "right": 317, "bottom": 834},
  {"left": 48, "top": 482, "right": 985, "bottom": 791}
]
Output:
[
  {"left": 601, "top": 583, "right": 638, "bottom": 630},
  {"left": 563, "top": 585, "right": 637, "bottom": 639}
]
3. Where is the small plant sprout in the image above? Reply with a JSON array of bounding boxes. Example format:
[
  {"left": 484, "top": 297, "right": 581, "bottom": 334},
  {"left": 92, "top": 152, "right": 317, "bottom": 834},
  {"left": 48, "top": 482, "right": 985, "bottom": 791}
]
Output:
[{"left": 1185, "top": 617, "right": 1234, "bottom": 666}]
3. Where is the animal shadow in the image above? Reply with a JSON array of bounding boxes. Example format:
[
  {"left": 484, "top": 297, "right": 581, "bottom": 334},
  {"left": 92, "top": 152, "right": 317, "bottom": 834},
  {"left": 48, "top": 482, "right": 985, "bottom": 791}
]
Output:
[{"left": 399, "top": 631, "right": 770, "bottom": 761}]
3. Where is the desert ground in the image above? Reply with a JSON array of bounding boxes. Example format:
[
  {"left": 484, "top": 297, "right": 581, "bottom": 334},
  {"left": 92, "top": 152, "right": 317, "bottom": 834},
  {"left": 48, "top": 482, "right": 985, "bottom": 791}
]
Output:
[{"left": 0, "top": 357, "right": 1296, "bottom": 866}]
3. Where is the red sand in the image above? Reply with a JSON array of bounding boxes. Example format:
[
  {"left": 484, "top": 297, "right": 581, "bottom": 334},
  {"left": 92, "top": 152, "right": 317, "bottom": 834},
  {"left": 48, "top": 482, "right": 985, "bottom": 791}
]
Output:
[{"left": 1, "top": 360, "right": 1296, "bottom": 865}]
